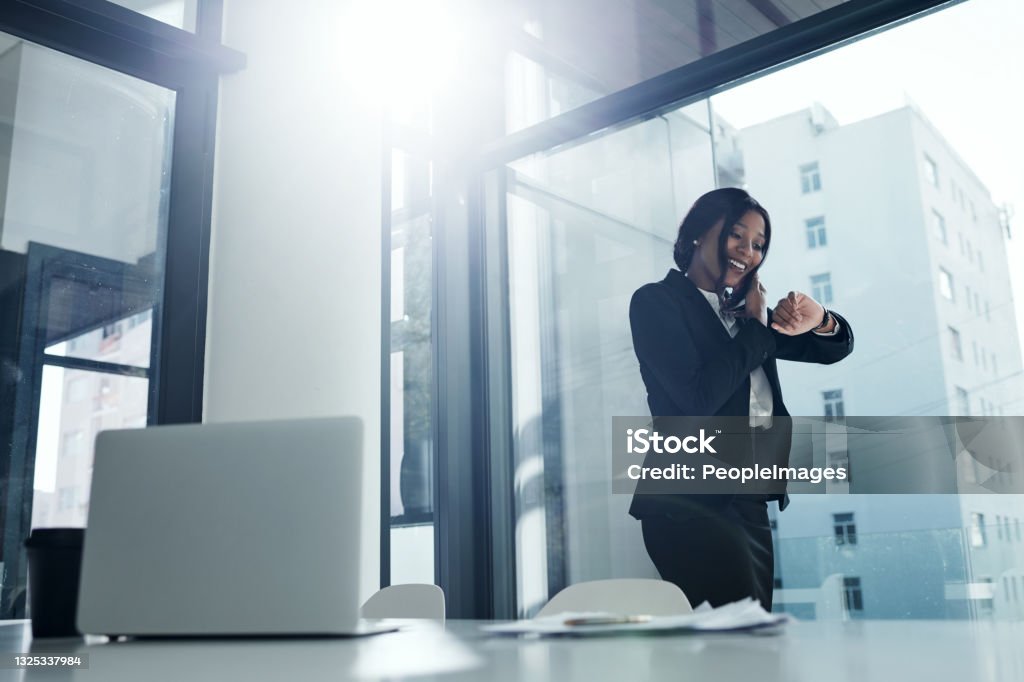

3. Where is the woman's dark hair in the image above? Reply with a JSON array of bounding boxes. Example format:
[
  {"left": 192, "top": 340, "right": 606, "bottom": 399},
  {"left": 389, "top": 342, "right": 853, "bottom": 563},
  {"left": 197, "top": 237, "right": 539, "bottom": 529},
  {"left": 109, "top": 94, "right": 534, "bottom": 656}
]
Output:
[{"left": 673, "top": 187, "right": 772, "bottom": 308}]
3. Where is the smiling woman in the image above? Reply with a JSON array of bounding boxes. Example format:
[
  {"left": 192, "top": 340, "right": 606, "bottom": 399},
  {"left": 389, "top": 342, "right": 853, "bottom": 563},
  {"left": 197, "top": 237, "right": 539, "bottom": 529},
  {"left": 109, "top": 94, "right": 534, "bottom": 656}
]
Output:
[{"left": 627, "top": 187, "right": 854, "bottom": 610}]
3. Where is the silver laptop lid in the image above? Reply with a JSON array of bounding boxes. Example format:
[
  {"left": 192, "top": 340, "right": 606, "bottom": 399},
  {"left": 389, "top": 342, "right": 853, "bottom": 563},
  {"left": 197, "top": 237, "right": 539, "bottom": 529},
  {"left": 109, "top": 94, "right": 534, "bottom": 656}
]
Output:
[{"left": 77, "top": 417, "right": 363, "bottom": 636}]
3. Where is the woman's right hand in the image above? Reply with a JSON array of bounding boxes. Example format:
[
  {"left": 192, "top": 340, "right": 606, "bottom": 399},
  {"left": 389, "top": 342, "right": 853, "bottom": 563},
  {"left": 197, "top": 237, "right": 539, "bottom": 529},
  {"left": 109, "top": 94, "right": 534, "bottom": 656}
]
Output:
[{"left": 742, "top": 273, "right": 768, "bottom": 327}]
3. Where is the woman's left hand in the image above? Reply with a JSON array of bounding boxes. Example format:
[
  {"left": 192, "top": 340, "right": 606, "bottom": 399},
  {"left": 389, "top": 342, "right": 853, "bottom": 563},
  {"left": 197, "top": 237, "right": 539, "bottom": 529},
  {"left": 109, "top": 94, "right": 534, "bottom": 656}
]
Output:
[{"left": 771, "top": 291, "right": 825, "bottom": 336}]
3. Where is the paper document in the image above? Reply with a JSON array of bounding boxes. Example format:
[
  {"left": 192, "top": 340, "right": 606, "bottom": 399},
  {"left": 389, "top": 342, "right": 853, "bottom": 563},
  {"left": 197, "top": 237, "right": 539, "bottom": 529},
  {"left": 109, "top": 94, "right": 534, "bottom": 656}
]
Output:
[{"left": 481, "top": 598, "right": 792, "bottom": 636}]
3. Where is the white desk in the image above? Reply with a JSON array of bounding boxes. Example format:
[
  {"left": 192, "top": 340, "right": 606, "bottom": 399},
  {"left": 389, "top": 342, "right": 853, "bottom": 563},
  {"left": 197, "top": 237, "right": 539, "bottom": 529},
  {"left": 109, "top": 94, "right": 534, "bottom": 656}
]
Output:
[{"left": 3, "top": 618, "right": 1024, "bottom": 681}]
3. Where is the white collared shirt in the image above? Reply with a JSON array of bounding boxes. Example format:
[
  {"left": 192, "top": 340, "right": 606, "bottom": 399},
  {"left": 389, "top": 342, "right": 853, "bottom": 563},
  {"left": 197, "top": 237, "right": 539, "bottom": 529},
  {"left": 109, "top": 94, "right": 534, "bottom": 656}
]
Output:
[
  {"left": 696, "top": 289, "right": 775, "bottom": 428},
  {"left": 695, "top": 289, "right": 842, "bottom": 428}
]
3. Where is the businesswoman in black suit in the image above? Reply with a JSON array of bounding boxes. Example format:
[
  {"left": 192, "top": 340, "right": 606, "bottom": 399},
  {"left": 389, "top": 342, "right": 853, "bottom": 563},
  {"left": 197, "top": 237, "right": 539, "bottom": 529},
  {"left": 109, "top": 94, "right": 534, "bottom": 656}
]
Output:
[{"left": 628, "top": 187, "right": 854, "bottom": 610}]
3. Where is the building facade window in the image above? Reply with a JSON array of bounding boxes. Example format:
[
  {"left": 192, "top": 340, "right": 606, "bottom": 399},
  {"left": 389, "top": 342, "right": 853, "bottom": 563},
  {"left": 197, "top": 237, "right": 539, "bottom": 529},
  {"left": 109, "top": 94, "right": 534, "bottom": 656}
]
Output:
[
  {"left": 843, "top": 577, "right": 864, "bottom": 612},
  {"left": 932, "top": 209, "right": 947, "bottom": 244},
  {"left": 955, "top": 386, "right": 970, "bottom": 416},
  {"left": 923, "top": 154, "right": 939, "bottom": 187},
  {"left": 799, "top": 162, "right": 822, "bottom": 193},
  {"left": 938, "top": 268, "right": 954, "bottom": 300},
  {"left": 823, "top": 389, "right": 845, "bottom": 419},
  {"left": 805, "top": 216, "right": 827, "bottom": 248},
  {"left": 833, "top": 512, "right": 857, "bottom": 545},
  {"left": 970, "top": 512, "right": 986, "bottom": 547},
  {"left": 948, "top": 326, "right": 963, "bottom": 361},
  {"left": 810, "top": 273, "right": 833, "bottom": 304}
]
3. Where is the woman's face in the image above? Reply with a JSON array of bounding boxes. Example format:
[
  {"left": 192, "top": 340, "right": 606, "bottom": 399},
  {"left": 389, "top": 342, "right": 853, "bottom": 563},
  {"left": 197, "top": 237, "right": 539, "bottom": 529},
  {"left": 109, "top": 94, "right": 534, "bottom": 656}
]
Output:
[{"left": 689, "top": 209, "right": 767, "bottom": 290}]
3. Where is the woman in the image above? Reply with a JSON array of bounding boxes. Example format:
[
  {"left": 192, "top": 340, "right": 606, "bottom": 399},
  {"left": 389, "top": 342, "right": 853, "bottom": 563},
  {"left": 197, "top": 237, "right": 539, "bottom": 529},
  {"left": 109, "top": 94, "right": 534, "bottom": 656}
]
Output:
[{"left": 628, "top": 187, "right": 854, "bottom": 610}]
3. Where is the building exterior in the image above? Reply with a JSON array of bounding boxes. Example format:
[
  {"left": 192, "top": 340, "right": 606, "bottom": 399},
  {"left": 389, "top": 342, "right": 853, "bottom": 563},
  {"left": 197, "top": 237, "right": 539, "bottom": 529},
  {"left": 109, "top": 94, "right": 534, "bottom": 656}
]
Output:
[
  {"left": 30, "top": 311, "right": 151, "bottom": 529},
  {"left": 729, "top": 103, "right": 1024, "bottom": 619}
]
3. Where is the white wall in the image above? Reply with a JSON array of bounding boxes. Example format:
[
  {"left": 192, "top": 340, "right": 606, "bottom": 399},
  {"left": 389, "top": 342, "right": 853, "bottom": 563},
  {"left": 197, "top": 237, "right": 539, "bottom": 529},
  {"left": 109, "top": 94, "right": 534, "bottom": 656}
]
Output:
[{"left": 206, "top": 0, "right": 382, "bottom": 602}]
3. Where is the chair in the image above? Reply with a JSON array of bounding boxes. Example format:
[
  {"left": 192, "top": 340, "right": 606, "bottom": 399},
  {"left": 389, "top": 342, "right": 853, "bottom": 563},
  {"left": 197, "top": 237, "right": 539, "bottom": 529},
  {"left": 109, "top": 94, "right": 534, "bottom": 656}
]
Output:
[
  {"left": 361, "top": 583, "right": 446, "bottom": 621},
  {"left": 535, "top": 579, "right": 692, "bottom": 618}
]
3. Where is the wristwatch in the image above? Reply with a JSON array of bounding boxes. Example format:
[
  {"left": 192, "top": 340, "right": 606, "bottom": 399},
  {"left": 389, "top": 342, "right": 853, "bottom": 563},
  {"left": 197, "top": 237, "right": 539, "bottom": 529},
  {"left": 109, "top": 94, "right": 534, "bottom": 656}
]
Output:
[{"left": 813, "top": 308, "right": 833, "bottom": 331}]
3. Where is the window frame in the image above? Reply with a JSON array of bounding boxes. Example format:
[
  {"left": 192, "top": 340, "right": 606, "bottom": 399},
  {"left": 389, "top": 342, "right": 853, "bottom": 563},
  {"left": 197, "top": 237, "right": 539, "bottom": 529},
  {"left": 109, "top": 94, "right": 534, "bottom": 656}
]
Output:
[
  {"left": 383, "top": 0, "right": 965, "bottom": 618},
  {"left": 0, "top": 0, "right": 243, "bottom": 619}
]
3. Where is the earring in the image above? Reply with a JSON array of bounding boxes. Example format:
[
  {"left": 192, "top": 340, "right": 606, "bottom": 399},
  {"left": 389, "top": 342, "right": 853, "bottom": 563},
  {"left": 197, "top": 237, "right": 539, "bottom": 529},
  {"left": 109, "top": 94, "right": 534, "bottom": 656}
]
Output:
[{"left": 693, "top": 240, "right": 699, "bottom": 246}]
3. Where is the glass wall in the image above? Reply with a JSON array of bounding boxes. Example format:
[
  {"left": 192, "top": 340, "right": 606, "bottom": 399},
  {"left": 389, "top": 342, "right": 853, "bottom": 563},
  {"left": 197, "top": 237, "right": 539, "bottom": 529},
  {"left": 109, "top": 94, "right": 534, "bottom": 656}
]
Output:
[
  {"left": 502, "top": 0, "right": 852, "bottom": 133},
  {"left": 490, "top": 0, "right": 1024, "bottom": 619},
  {"left": 388, "top": 146, "right": 436, "bottom": 585},
  {"left": 0, "top": 32, "right": 174, "bottom": 616},
  {"left": 497, "top": 103, "right": 716, "bottom": 615}
]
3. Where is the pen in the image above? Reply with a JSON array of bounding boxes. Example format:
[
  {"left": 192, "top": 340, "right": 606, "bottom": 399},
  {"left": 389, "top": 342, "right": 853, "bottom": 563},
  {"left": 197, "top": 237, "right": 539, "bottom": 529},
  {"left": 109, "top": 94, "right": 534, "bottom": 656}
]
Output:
[{"left": 563, "top": 615, "right": 652, "bottom": 626}]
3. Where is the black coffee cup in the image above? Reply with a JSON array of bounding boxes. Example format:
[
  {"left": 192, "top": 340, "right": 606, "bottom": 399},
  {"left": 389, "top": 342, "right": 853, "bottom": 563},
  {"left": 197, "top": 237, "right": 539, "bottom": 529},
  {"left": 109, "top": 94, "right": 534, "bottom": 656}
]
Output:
[{"left": 24, "top": 528, "right": 85, "bottom": 638}]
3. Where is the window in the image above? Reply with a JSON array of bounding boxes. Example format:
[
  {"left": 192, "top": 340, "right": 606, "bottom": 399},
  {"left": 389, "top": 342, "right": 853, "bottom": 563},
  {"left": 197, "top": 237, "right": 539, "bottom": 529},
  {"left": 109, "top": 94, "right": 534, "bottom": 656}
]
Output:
[
  {"left": 985, "top": 300, "right": 991, "bottom": 322},
  {"left": 805, "top": 216, "right": 827, "bottom": 248},
  {"left": 823, "top": 389, "right": 845, "bottom": 419},
  {"left": 1017, "top": 519, "right": 1022, "bottom": 542},
  {"left": 972, "top": 340, "right": 978, "bottom": 365},
  {"left": 997, "top": 515, "right": 1003, "bottom": 540},
  {"left": 948, "top": 326, "right": 963, "bottom": 361},
  {"left": 60, "top": 431, "right": 86, "bottom": 459},
  {"left": 978, "top": 252, "right": 984, "bottom": 272},
  {"left": 970, "top": 512, "right": 987, "bottom": 547},
  {"left": 0, "top": 9, "right": 216, "bottom": 620},
  {"left": 938, "top": 268, "right": 954, "bottom": 300},
  {"left": 923, "top": 154, "right": 939, "bottom": 187},
  {"left": 974, "top": 291, "right": 980, "bottom": 312},
  {"left": 966, "top": 239, "right": 974, "bottom": 263},
  {"left": 57, "top": 488, "right": 76, "bottom": 512},
  {"left": 843, "top": 577, "right": 864, "bottom": 612},
  {"left": 956, "top": 386, "right": 970, "bottom": 416},
  {"left": 810, "top": 273, "right": 833, "bottom": 304},
  {"left": 800, "top": 162, "right": 822, "bottom": 193},
  {"left": 833, "top": 512, "right": 857, "bottom": 545},
  {"left": 932, "top": 209, "right": 947, "bottom": 244}
]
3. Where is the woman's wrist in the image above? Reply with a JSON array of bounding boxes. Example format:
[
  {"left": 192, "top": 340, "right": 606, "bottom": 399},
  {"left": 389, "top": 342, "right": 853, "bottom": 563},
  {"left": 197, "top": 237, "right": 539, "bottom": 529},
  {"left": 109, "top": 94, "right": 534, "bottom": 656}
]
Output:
[{"left": 813, "top": 308, "right": 836, "bottom": 333}]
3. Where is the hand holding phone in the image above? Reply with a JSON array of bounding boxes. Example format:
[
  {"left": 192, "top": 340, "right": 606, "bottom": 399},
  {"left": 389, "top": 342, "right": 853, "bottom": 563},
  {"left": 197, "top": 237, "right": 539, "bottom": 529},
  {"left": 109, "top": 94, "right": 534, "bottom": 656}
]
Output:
[{"left": 738, "top": 273, "right": 768, "bottom": 327}]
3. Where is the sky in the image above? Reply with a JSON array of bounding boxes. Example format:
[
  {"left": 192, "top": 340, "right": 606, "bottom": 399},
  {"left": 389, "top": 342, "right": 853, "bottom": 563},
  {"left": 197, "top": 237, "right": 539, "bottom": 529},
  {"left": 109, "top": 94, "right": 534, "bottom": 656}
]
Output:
[{"left": 710, "top": 0, "right": 1024, "bottom": 367}]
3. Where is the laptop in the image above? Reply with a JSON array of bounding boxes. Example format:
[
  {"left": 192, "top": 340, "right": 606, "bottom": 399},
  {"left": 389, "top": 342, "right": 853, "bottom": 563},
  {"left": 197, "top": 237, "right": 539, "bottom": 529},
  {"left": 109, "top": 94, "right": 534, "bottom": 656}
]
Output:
[{"left": 77, "top": 416, "right": 386, "bottom": 636}]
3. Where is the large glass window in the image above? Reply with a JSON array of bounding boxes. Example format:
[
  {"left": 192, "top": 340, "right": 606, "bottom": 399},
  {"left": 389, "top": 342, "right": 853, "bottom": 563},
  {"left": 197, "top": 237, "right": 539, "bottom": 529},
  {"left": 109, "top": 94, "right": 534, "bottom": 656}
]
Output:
[
  {"left": 502, "top": 0, "right": 854, "bottom": 133},
  {"left": 0, "top": 32, "right": 174, "bottom": 616},
  {"left": 483, "top": 0, "right": 1024, "bottom": 622},
  {"left": 387, "top": 147, "right": 436, "bottom": 585},
  {"left": 495, "top": 102, "right": 714, "bottom": 615}
]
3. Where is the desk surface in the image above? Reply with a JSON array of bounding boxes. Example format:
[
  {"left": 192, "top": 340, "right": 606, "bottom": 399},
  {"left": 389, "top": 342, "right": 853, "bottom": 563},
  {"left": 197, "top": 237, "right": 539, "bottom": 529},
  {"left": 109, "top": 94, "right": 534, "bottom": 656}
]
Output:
[{"left": 3, "top": 618, "right": 1024, "bottom": 681}]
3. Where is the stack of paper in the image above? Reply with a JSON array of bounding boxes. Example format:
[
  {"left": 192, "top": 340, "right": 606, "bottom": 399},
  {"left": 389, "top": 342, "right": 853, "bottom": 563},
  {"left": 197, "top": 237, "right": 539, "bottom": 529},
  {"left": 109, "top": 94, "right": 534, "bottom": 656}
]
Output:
[{"left": 480, "top": 598, "right": 792, "bottom": 636}]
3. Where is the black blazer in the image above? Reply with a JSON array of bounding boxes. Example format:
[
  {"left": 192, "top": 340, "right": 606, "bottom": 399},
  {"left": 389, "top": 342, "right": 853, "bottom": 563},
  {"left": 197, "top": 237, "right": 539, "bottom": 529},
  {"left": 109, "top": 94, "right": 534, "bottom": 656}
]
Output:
[{"left": 628, "top": 268, "right": 854, "bottom": 519}]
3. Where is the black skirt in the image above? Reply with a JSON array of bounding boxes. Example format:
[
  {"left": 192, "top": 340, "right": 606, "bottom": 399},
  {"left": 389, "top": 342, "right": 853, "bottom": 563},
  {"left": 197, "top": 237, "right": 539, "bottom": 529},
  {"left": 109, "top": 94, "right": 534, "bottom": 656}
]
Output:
[{"left": 640, "top": 498, "right": 774, "bottom": 610}]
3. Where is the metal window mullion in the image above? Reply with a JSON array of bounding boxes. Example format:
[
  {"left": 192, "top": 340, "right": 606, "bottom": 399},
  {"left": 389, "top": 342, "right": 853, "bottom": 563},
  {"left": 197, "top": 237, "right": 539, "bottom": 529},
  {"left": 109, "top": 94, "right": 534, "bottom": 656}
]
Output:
[
  {"left": 473, "top": 0, "right": 957, "bottom": 171},
  {"left": 41, "top": 354, "right": 150, "bottom": 379}
]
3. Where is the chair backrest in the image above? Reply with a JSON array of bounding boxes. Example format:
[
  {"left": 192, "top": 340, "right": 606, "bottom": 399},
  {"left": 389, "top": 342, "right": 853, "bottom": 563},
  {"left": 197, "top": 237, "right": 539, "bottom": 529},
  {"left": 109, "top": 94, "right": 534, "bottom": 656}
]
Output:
[
  {"left": 361, "top": 584, "right": 446, "bottom": 621},
  {"left": 535, "top": 579, "right": 692, "bottom": 618}
]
